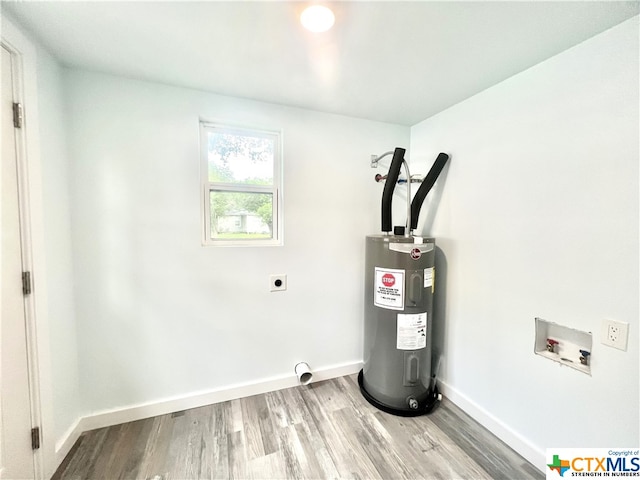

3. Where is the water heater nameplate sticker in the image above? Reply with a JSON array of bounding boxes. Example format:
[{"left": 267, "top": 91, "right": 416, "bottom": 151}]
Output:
[
  {"left": 424, "top": 267, "right": 434, "bottom": 288},
  {"left": 397, "top": 312, "right": 427, "bottom": 350},
  {"left": 374, "top": 267, "right": 405, "bottom": 310}
]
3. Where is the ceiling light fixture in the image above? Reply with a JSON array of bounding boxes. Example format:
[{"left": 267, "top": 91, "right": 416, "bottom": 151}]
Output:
[{"left": 300, "top": 5, "right": 335, "bottom": 33}]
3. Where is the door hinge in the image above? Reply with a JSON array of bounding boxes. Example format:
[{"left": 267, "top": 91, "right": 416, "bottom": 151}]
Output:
[
  {"left": 22, "top": 271, "right": 32, "bottom": 295},
  {"left": 13, "top": 102, "right": 23, "bottom": 128},
  {"left": 31, "top": 427, "right": 40, "bottom": 450}
]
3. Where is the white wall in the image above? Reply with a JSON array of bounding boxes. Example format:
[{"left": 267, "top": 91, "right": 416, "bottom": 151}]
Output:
[
  {"left": 2, "top": 14, "right": 83, "bottom": 477},
  {"left": 64, "top": 70, "right": 409, "bottom": 413},
  {"left": 410, "top": 17, "right": 639, "bottom": 466},
  {"left": 35, "top": 41, "right": 82, "bottom": 450},
  {"left": 9, "top": 8, "right": 637, "bottom": 474}
]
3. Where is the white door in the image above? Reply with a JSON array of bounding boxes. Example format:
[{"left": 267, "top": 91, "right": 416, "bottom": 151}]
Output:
[{"left": 1, "top": 44, "right": 36, "bottom": 480}]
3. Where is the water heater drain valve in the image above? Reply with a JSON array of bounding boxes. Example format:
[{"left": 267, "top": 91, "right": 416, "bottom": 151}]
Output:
[{"left": 407, "top": 397, "right": 419, "bottom": 410}]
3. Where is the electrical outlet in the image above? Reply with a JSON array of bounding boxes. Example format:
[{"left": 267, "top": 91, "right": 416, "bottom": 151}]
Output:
[
  {"left": 601, "top": 319, "right": 629, "bottom": 351},
  {"left": 269, "top": 274, "right": 287, "bottom": 292},
  {"left": 608, "top": 325, "right": 620, "bottom": 342}
]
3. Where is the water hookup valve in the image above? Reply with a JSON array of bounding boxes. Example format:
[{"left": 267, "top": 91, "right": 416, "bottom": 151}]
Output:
[
  {"left": 579, "top": 350, "right": 591, "bottom": 366},
  {"left": 546, "top": 338, "right": 559, "bottom": 353}
]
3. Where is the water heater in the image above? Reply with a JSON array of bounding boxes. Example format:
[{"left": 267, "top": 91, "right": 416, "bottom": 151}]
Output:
[{"left": 359, "top": 147, "right": 449, "bottom": 416}]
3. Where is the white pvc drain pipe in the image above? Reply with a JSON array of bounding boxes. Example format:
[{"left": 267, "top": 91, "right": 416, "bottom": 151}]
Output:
[{"left": 294, "top": 362, "right": 313, "bottom": 385}]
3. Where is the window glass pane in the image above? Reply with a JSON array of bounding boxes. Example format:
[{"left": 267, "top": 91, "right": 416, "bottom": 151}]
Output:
[
  {"left": 210, "top": 191, "right": 273, "bottom": 240},
  {"left": 207, "top": 131, "right": 274, "bottom": 185}
]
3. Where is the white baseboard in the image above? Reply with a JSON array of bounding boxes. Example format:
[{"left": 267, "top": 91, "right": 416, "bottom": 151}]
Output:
[
  {"left": 55, "top": 364, "right": 545, "bottom": 475},
  {"left": 438, "top": 380, "right": 546, "bottom": 473},
  {"left": 54, "top": 417, "right": 83, "bottom": 468},
  {"left": 54, "top": 361, "right": 362, "bottom": 465}
]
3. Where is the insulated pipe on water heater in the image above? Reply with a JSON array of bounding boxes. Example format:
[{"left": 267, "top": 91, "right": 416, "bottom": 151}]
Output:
[
  {"left": 410, "top": 153, "right": 450, "bottom": 230},
  {"left": 377, "top": 147, "right": 412, "bottom": 236},
  {"left": 381, "top": 147, "right": 406, "bottom": 233}
]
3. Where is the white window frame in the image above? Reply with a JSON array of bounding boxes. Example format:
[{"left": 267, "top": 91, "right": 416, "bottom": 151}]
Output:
[{"left": 200, "top": 121, "right": 283, "bottom": 246}]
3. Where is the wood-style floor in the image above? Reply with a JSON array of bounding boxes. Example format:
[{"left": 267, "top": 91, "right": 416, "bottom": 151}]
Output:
[{"left": 52, "top": 374, "right": 543, "bottom": 480}]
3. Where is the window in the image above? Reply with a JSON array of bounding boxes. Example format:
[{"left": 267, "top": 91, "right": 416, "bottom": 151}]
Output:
[{"left": 200, "top": 122, "right": 282, "bottom": 245}]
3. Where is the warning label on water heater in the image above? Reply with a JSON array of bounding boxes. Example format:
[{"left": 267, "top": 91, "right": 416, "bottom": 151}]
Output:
[
  {"left": 374, "top": 267, "right": 405, "bottom": 310},
  {"left": 397, "top": 312, "right": 427, "bottom": 350},
  {"left": 424, "top": 267, "right": 434, "bottom": 288}
]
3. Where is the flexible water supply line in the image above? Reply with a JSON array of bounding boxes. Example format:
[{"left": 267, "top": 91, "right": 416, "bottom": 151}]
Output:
[
  {"left": 401, "top": 160, "right": 411, "bottom": 237},
  {"left": 375, "top": 175, "right": 422, "bottom": 183},
  {"left": 374, "top": 150, "right": 412, "bottom": 237},
  {"left": 372, "top": 151, "right": 394, "bottom": 166}
]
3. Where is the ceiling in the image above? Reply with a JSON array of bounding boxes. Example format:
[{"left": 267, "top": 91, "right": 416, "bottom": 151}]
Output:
[{"left": 3, "top": 1, "right": 639, "bottom": 125}]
